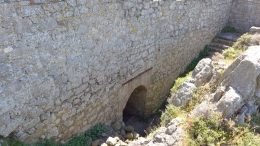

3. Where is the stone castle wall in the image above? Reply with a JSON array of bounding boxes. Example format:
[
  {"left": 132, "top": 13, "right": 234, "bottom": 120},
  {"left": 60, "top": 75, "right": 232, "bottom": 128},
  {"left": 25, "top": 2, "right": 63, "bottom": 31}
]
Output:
[
  {"left": 0, "top": 0, "right": 232, "bottom": 142},
  {"left": 228, "top": 0, "right": 260, "bottom": 32}
]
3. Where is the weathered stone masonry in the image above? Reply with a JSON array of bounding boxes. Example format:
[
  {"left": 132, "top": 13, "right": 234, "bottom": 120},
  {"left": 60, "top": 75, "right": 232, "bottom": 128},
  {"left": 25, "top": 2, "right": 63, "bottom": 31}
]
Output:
[
  {"left": 0, "top": 0, "right": 234, "bottom": 142},
  {"left": 228, "top": 0, "right": 260, "bottom": 33}
]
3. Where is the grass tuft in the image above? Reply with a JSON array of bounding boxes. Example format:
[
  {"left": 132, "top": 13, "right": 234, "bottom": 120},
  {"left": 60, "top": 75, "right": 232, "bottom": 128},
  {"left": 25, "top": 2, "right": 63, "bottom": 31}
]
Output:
[
  {"left": 223, "top": 47, "right": 239, "bottom": 60},
  {"left": 160, "top": 105, "right": 183, "bottom": 127},
  {"left": 233, "top": 33, "right": 251, "bottom": 50}
]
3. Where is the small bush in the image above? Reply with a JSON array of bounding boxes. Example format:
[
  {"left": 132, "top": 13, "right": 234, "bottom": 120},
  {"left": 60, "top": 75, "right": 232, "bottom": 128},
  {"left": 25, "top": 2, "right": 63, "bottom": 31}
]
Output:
[
  {"left": 223, "top": 33, "right": 253, "bottom": 60},
  {"left": 160, "top": 105, "right": 182, "bottom": 126},
  {"left": 223, "top": 47, "right": 239, "bottom": 59},
  {"left": 64, "top": 123, "right": 106, "bottom": 146},
  {"left": 233, "top": 33, "right": 251, "bottom": 50},
  {"left": 221, "top": 26, "right": 237, "bottom": 33},
  {"left": 187, "top": 113, "right": 227, "bottom": 146},
  {"left": 187, "top": 112, "right": 260, "bottom": 146}
]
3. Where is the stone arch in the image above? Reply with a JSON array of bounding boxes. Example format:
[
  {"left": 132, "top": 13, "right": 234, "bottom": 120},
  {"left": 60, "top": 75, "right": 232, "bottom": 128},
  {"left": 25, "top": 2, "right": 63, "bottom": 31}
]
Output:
[
  {"left": 117, "top": 69, "right": 152, "bottom": 120},
  {"left": 123, "top": 85, "right": 147, "bottom": 118}
]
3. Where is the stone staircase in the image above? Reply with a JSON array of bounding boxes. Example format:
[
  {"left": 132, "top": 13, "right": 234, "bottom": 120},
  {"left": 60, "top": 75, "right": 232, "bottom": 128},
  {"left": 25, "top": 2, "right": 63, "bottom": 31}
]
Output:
[{"left": 208, "top": 33, "right": 242, "bottom": 54}]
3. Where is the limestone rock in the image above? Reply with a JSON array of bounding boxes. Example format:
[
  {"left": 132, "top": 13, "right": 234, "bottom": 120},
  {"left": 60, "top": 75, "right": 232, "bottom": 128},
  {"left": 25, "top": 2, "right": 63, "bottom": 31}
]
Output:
[
  {"left": 125, "top": 139, "right": 131, "bottom": 144},
  {"left": 249, "top": 26, "right": 260, "bottom": 34},
  {"left": 101, "top": 143, "right": 108, "bottom": 146},
  {"left": 123, "top": 125, "right": 134, "bottom": 132},
  {"left": 220, "top": 46, "right": 260, "bottom": 99},
  {"left": 213, "top": 46, "right": 260, "bottom": 118},
  {"left": 120, "top": 129, "right": 126, "bottom": 136},
  {"left": 111, "top": 121, "right": 121, "bottom": 131},
  {"left": 133, "top": 131, "right": 139, "bottom": 139},
  {"left": 106, "top": 137, "right": 117, "bottom": 146},
  {"left": 119, "top": 140, "right": 128, "bottom": 146},
  {"left": 192, "top": 58, "right": 213, "bottom": 87},
  {"left": 124, "top": 133, "right": 133, "bottom": 139},
  {"left": 171, "top": 80, "right": 197, "bottom": 107},
  {"left": 169, "top": 58, "right": 214, "bottom": 107},
  {"left": 190, "top": 101, "right": 214, "bottom": 118},
  {"left": 216, "top": 87, "right": 243, "bottom": 118}
]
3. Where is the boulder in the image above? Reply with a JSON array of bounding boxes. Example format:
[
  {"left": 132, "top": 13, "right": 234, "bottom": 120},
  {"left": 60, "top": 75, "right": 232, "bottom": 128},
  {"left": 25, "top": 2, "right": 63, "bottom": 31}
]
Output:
[
  {"left": 124, "top": 133, "right": 133, "bottom": 139},
  {"left": 213, "top": 46, "right": 260, "bottom": 118},
  {"left": 123, "top": 125, "right": 134, "bottom": 132},
  {"left": 120, "top": 129, "right": 126, "bottom": 136},
  {"left": 192, "top": 58, "right": 213, "bottom": 87},
  {"left": 216, "top": 86, "right": 243, "bottom": 118},
  {"left": 111, "top": 121, "right": 121, "bottom": 131},
  {"left": 101, "top": 143, "right": 108, "bottom": 146},
  {"left": 171, "top": 80, "right": 197, "bottom": 107},
  {"left": 219, "top": 46, "right": 260, "bottom": 99},
  {"left": 249, "top": 26, "right": 260, "bottom": 34},
  {"left": 106, "top": 137, "right": 117, "bottom": 146},
  {"left": 132, "top": 131, "right": 139, "bottom": 139},
  {"left": 170, "top": 58, "right": 214, "bottom": 107}
]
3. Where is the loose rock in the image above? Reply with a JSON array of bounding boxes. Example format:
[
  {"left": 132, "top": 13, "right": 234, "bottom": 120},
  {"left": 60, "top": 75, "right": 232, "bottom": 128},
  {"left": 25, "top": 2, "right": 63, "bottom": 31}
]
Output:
[
  {"left": 124, "top": 126, "right": 134, "bottom": 132},
  {"left": 106, "top": 137, "right": 117, "bottom": 146},
  {"left": 111, "top": 121, "right": 121, "bottom": 131}
]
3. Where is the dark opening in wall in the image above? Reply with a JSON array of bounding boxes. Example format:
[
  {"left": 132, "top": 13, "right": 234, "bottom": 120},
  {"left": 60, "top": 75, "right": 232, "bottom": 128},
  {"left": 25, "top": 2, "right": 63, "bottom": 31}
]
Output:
[
  {"left": 123, "top": 85, "right": 147, "bottom": 122},
  {"left": 123, "top": 85, "right": 148, "bottom": 135}
]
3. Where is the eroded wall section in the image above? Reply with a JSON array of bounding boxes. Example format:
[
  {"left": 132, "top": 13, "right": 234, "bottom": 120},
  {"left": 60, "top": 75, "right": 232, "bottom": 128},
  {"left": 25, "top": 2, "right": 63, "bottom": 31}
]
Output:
[{"left": 0, "top": 0, "right": 232, "bottom": 142}]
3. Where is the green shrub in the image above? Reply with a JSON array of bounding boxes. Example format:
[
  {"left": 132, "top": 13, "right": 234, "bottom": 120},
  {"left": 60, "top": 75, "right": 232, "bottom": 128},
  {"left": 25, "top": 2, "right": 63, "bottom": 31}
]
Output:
[
  {"left": 85, "top": 124, "right": 106, "bottom": 140},
  {"left": 63, "top": 134, "right": 88, "bottom": 146},
  {"left": 223, "top": 47, "right": 238, "bottom": 59},
  {"left": 187, "top": 113, "right": 228, "bottom": 146},
  {"left": 233, "top": 33, "right": 251, "bottom": 50},
  {"left": 221, "top": 26, "right": 237, "bottom": 33},
  {"left": 187, "top": 112, "right": 260, "bottom": 146},
  {"left": 64, "top": 123, "right": 106, "bottom": 146},
  {"left": 160, "top": 105, "right": 182, "bottom": 126}
]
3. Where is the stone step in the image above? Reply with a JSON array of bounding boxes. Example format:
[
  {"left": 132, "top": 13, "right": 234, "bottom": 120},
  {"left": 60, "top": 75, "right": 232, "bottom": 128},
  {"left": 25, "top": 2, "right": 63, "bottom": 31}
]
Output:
[
  {"left": 212, "top": 38, "right": 234, "bottom": 46},
  {"left": 209, "top": 42, "right": 230, "bottom": 50},
  {"left": 215, "top": 32, "right": 241, "bottom": 42},
  {"left": 209, "top": 47, "right": 224, "bottom": 53}
]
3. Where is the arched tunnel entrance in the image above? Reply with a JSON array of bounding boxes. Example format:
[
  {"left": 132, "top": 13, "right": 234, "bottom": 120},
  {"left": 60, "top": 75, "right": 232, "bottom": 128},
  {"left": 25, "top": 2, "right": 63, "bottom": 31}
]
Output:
[
  {"left": 123, "top": 85, "right": 148, "bottom": 135},
  {"left": 123, "top": 85, "right": 147, "bottom": 120}
]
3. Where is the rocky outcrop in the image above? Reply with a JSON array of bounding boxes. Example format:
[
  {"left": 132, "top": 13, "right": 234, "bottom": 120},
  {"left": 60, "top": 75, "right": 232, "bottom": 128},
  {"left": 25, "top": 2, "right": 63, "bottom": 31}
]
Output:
[
  {"left": 214, "top": 46, "right": 260, "bottom": 119},
  {"left": 191, "top": 46, "right": 260, "bottom": 123},
  {"left": 169, "top": 58, "right": 214, "bottom": 107}
]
